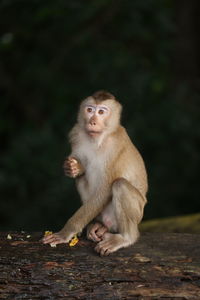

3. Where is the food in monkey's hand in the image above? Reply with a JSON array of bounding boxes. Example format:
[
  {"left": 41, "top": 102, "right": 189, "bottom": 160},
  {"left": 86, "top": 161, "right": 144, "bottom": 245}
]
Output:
[
  {"left": 44, "top": 231, "right": 79, "bottom": 247},
  {"left": 44, "top": 231, "right": 53, "bottom": 236}
]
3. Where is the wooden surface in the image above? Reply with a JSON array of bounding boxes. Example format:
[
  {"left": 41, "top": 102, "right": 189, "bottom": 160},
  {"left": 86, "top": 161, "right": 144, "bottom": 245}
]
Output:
[{"left": 0, "top": 232, "right": 200, "bottom": 299}]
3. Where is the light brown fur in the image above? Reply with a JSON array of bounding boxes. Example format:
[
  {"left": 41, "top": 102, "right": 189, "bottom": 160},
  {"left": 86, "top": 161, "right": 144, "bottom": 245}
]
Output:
[{"left": 43, "top": 91, "right": 148, "bottom": 255}]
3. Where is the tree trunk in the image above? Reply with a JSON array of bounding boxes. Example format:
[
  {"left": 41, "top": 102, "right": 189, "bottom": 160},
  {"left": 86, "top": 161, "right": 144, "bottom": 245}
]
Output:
[{"left": 0, "top": 232, "right": 200, "bottom": 299}]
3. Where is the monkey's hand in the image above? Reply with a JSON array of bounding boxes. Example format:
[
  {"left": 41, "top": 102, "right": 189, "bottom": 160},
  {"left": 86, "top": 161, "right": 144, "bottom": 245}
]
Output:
[
  {"left": 87, "top": 222, "right": 108, "bottom": 242},
  {"left": 42, "top": 229, "right": 76, "bottom": 246},
  {"left": 63, "top": 157, "right": 84, "bottom": 178}
]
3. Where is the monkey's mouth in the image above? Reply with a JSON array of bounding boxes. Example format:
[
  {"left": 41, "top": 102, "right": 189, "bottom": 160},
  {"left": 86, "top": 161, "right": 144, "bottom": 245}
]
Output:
[{"left": 87, "top": 130, "right": 102, "bottom": 137}]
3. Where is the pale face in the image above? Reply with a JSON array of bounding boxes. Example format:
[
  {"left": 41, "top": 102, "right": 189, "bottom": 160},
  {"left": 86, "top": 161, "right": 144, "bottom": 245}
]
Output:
[{"left": 84, "top": 104, "right": 110, "bottom": 137}]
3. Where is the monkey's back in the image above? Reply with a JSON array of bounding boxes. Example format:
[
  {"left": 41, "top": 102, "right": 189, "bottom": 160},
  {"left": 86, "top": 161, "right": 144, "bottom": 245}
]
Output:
[{"left": 110, "top": 126, "right": 148, "bottom": 197}]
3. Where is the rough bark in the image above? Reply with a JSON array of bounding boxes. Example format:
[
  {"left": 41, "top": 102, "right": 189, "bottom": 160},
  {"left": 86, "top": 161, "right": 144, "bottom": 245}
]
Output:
[{"left": 0, "top": 232, "right": 200, "bottom": 299}]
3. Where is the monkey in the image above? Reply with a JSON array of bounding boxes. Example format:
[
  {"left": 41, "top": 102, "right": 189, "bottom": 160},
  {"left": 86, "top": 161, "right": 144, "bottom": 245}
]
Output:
[{"left": 43, "top": 90, "right": 148, "bottom": 256}]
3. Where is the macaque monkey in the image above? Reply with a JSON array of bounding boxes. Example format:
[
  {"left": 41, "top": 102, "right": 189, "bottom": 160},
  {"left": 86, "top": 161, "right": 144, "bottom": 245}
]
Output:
[{"left": 43, "top": 90, "right": 148, "bottom": 256}]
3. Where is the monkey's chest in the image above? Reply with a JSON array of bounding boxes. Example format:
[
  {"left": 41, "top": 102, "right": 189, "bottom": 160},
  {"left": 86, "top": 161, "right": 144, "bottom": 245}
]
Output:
[
  {"left": 77, "top": 159, "right": 106, "bottom": 202},
  {"left": 87, "top": 158, "right": 104, "bottom": 179}
]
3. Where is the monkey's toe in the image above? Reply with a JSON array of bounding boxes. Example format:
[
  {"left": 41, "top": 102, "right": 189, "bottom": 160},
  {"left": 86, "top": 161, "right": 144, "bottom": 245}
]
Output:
[
  {"left": 95, "top": 233, "right": 129, "bottom": 256},
  {"left": 95, "top": 240, "right": 113, "bottom": 256}
]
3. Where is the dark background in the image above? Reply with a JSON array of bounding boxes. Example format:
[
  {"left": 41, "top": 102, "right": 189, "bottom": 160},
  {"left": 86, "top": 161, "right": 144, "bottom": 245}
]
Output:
[{"left": 0, "top": 0, "right": 199, "bottom": 231}]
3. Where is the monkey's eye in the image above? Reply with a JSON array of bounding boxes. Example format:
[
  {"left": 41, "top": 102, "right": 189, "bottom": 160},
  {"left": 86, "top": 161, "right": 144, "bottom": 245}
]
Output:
[
  {"left": 98, "top": 109, "right": 104, "bottom": 115},
  {"left": 87, "top": 107, "right": 93, "bottom": 113},
  {"left": 85, "top": 106, "right": 95, "bottom": 114},
  {"left": 97, "top": 106, "right": 109, "bottom": 115}
]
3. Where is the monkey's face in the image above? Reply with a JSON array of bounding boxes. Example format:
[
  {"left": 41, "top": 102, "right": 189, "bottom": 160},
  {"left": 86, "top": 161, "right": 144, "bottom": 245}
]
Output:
[
  {"left": 84, "top": 104, "right": 110, "bottom": 137},
  {"left": 78, "top": 96, "right": 122, "bottom": 138}
]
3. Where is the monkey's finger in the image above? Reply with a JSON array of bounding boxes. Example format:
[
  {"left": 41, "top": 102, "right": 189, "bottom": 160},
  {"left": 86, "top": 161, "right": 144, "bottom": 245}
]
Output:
[
  {"left": 43, "top": 234, "right": 57, "bottom": 243},
  {"left": 67, "top": 162, "right": 79, "bottom": 171},
  {"left": 88, "top": 233, "right": 100, "bottom": 242},
  {"left": 71, "top": 167, "right": 80, "bottom": 176},
  {"left": 69, "top": 171, "right": 78, "bottom": 178},
  {"left": 91, "top": 227, "right": 104, "bottom": 240},
  {"left": 43, "top": 234, "right": 62, "bottom": 243},
  {"left": 64, "top": 162, "right": 76, "bottom": 168},
  {"left": 42, "top": 234, "right": 53, "bottom": 244},
  {"left": 67, "top": 157, "right": 78, "bottom": 164},
  {"left": 90, "top": 223, "right": 103, "bottom": 231},
  {"left": 66, "top": 174, "right": 76, "bottom": 179},
  {"left": 63, "top": 166, "right": 74, "bottom": 172},
  {"left": 88, "top": 232, "right": 101, "bottom": 242},
  {"left": 63, "top": 157, "right": 76, "bottom": 165},
  {"left": 63, "top": 162, "right": 74, "bottom": 169},
  {"left": 64, "top": 173, "right": 75, "bottom": 179},
  {"left": 72, "top": 171, "right": 79, "bottom": 178},
  {"left": 96, "top": 226, "right": 108, "bottom": 238},
  {"left": 92, "top": 235, "right": 101, "bottom": 242},
  {"left": 43, "top": 236, "right": 68, "bottom": 245},
  {"left": 64, "top": 165, "right": 78, "bottom": 172},
  {"left": 64, "top": 169, "right": 77, "bottom": 178},
  {"left": 70, "top": 157, "right": 78, "bottom": 162}
]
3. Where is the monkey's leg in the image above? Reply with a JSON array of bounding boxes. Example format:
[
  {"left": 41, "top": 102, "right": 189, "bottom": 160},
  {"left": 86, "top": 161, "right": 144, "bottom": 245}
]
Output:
[
  {"left": 95, "top": 178, "right": 145, "bottom": 256},
  {"left": 87, "top": 222, "right": 108, "bottom": 242}
]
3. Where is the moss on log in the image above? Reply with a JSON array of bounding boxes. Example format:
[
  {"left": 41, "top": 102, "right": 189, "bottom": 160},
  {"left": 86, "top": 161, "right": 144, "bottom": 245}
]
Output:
[
  {"left": 140, "top": 213, "right": 200, "bottom": 233},
  {"left": 0, "top": 232, "right": 200, "bottom": 299}
]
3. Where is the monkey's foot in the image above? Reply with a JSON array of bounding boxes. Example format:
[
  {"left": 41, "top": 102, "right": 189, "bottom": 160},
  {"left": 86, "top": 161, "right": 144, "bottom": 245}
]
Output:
[
  {"left": 87, "top": 222, "right": 108, "bottom": 242},
  {"left": 94, "top": 232, "right": 130, "bottom": 256}
]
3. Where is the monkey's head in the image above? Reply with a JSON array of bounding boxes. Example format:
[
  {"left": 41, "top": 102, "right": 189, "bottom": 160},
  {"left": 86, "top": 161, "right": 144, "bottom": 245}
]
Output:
[{"left": 78, "top": 91, "right": 122, "bottom": 138}]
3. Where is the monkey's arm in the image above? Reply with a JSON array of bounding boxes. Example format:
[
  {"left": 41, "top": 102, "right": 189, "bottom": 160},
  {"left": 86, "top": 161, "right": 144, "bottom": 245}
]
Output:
[
  {"left": 43, "top": 188, "right": 109, "bottom": 245},
  {"left": 62, "top": 191, "right": 109, "bottom": 234},
  {"left": 63, "top": 157, "right": 84, "bottom": 178}
]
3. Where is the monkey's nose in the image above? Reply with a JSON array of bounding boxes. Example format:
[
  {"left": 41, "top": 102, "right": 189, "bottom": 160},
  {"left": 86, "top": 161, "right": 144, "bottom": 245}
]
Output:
[
  {"left": 89, "top": 118, "right": 97, "bottom": 126},
  {"left": 90, "top": 121, "right": 96, "bottom": 126}
]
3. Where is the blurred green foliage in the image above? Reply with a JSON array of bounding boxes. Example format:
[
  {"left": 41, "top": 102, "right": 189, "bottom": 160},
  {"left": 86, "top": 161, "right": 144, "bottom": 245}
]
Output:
[
  {"left": 140, "top": 213, "right": 200, "bottom": 234},
  {"left": 0, "top": 0, "right": 199, "bottom": 230}
]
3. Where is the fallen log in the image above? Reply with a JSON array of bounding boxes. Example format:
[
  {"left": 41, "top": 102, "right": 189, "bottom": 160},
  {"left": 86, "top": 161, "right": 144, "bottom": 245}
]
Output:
[{"left": 0, "top": 232, "right": 200, "bottom": 299}]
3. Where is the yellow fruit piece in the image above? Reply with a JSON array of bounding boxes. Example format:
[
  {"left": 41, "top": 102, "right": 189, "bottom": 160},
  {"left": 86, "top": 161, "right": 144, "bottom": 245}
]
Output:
[
  {"left": 69, "top": 234, "right": 79, "bottom": 247},
  {"left": 44, "top": 231, "right": 53, "bottom": 236}
]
